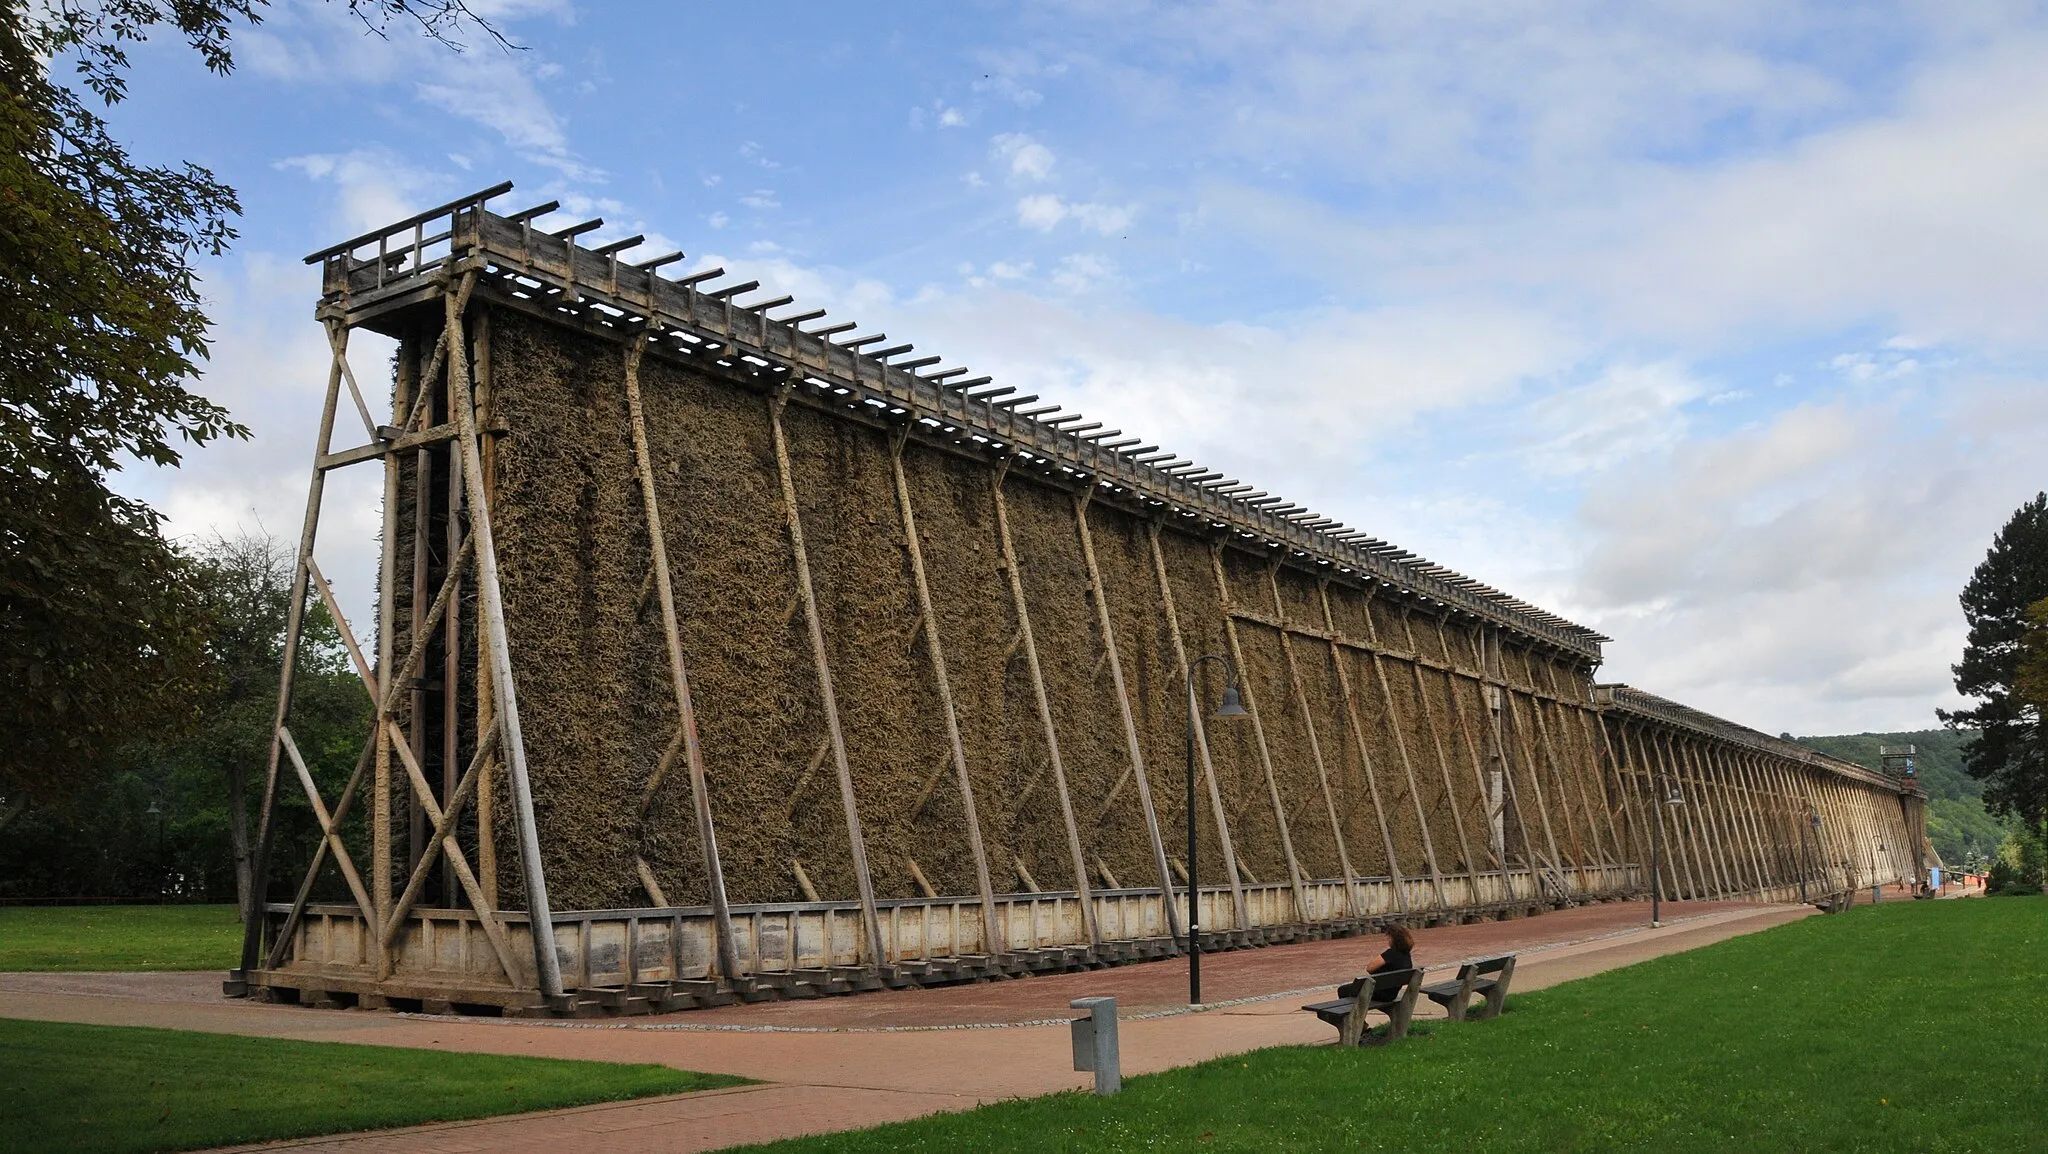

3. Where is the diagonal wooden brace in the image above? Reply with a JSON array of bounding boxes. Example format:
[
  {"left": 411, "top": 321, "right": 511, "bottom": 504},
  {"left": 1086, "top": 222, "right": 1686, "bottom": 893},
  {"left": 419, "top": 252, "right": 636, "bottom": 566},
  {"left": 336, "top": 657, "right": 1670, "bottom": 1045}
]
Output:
[
  {"left": 279, "top": 726, "right": 379, "bottom": 931},
  {"left": 380, "top": 721, "right": 502, "bottom": 945},
  {"left": 383, "top": 721, "right": 523, "bottom": 984}
]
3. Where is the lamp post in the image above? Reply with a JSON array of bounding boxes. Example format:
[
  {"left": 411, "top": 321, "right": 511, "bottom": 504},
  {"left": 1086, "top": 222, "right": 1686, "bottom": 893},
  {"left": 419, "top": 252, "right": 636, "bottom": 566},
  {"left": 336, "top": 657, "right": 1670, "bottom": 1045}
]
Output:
[
  {"left": 1184, "top": 653, "right": 1248, "bottom": 1006},
  {"left": 1651, "top": 778, "right": 1684, "bottom": 927}
]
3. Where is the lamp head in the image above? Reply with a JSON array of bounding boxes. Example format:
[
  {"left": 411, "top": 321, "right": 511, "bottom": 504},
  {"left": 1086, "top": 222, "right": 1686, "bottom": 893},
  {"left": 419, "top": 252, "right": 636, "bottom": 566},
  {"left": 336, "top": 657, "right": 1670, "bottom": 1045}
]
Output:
[
  {"left": 1213, "top": 684, "right": 1250, "bottom": 720},
  {"left": 1665, "top": 785, "right": 1684, "bottom": 806}
]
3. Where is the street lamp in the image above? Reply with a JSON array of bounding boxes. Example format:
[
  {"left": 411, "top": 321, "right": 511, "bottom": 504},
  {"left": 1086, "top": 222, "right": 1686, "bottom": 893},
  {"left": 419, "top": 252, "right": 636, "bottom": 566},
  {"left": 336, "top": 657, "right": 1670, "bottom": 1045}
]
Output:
[
  {"left": 1650, "top": 779, "right": 1684, "bottom": 927},
  {"left": 1184, "top": 653, "right": 1248, "bottom": 1006}
]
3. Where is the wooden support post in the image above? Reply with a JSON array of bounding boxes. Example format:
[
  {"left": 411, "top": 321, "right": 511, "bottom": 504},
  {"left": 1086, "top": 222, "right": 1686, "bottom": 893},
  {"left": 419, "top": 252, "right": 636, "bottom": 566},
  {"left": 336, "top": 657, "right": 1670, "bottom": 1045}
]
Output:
[
  {"left": 1501, "top": 690, "right": 1568, "bottom": 899},
  {"left": 1537, "top": 664, "right": 1626, "bottom": 871},
  {"left": 407, "top": 398, "right": 432, "bottom": 882},
  {"left": 1208, "top": 546, "right": 1310, "bottom": 921},
  {"left": 1266, "top": 569, "right": 1360, "bottom": 918},
  {"left": 1318, "top": 585, "right": 1407, "bottom": 914},
  {"left": 374, "top": 330, "right": 404, "bottom": 940},
  {"left": 890, "top": 434, "right": 1003, "bottom": 950},
  {"left": 1679, "top": 738, "right": 1737, "bottom": 896},
  {"left": 1586, "top": 705, "right": 1647, "bottom": 886},
  {"left": 622, "top": 333, "right": 741, "bottom": 979},
  {"left": 1148, "top": 523, "right": 1248, "bottom": 927},
  {"left": 767, "top": 391, "right": 886, "bottom": 968},
  {"left": 474, "top": 314, "right": 498, "bottom": 909},
  {"left": 1721, "top": 747, "right": 1772, "bottom": 894},
  {"left": 445, "top": 279, "right": 564, "bottom": 999},
  {"left": 236, "top": 317, "right": 346, "bottom": 976},
  {"left": 1359, "top": 594, "right": 1450, "bottom": 909},
  {"left": 1524, "top": 693, "right": 1592, "bottom": 886},
  {"left": 1396, "top": 610, "right": 1479, "bottom": 881},
  {"left": 989, "top": 460, "right": 1096, "bottom": 944},
  {"left": 1429, "top": 616, "right": 1504, "bottom": 873},
  {"left": 1472, "top": 629, "right": 1546, "bottom": 902},
  {"left": 1073, "top": 493, "right": 1181, "bottom": 939}
]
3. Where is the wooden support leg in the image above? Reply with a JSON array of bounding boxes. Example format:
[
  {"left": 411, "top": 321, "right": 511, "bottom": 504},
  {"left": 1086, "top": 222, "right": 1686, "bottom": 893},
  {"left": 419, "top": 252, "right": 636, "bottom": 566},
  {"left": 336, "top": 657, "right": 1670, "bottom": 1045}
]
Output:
[
  {"left": 768, "top": 391, "right": 886, "bottom": 967},
  {"left": 1359, "top": 595, "right": 1449, "bottom": 909},
  {"left": 243, "top": 318, "right": 361, "bottom": 981},
  {"left": 622, "top": 332, "right": 741, "bottom": 979},
  {"left": 990, "top": 460, "right": 1096, "bottom": 944},
  {"left": 1397, "top": 610, "right": 1478, "bottom": 885},
  {"left": 1073, "top": 494, "right": 1181, "bottom": 939},
  {"left": 1209, "top": 546, "right": 1309, "bottom": 922},
  {"left": 446, "top": 279, "right": 563, "bottom": 999},
  {"left": 892, "top": 434, "right": 1003, "bottom": 952},
  {"left": 1319, "top": 585, "right": 1406, "bottom": 915},
  {"left": 1269, "top": 573, "right": 1358, "bottom": 918},
  {"left": 1148, "top": 523, "right": 1248, "bottom": 928}
]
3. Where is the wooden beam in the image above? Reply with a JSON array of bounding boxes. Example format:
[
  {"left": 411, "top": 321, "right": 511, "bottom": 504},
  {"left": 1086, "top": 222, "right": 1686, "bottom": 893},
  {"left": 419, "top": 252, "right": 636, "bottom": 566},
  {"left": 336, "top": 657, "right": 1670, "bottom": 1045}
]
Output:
[
  {"left": 1318, "top": 584, "right": 1408, "bottom": 914},
  {"left": 1359, "top": 594, "right": 1449, "bottom": 909},
  {"left": 890, "top": 435, "right": 1002, "bottom": 952},
  {"left": 1397, "top": 610, "right": 1479, "bottom": 880},
  {"left": 1266, "top": 567, "right": 1360, "bottom": 918},
  {"left": 990, "top": 461, "right": 1095, "bottom": 944},
  {"left": 1208, "top": 545, "right": 1309, "bottom": 921},
  {"left": 1147, "top": 522, "right": 1247, "bottom": 927},
  {"left": 622, "top": 332, "right": 741, "bottom": 980},
  {"left": 446, "top": 277, "right": 564, "bottom": 998},
  {"left": 768, "top": 391, "right": 886, "bottom": 967},
  {"left": 1073, "top": 495, "right": 1181, "bottom": 939}
]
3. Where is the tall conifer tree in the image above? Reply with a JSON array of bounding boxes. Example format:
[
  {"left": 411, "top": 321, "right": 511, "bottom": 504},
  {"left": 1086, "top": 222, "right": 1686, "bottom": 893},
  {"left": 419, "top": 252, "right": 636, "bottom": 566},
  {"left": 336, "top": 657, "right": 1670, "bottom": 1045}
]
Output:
[{"left": 1943, "top": 493, "right": 2048, "bottom": 824}]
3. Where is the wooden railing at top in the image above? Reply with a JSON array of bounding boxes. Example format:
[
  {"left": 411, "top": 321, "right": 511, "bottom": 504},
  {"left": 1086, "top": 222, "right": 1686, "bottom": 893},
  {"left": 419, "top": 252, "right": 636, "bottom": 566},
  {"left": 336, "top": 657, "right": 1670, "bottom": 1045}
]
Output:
[
  {"left": 306, "top": 182, "right": 1607, "bottom": 660},
  {"left": 1596, "top": 683, "right": 1918, "bottom": 793}
]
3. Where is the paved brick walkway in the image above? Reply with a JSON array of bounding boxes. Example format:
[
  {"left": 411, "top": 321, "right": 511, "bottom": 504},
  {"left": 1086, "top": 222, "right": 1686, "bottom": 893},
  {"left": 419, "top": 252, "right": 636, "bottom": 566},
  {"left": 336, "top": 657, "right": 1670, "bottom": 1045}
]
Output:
[{"left": 0, "top": 898, "right": 1830, "bottom": 1151}]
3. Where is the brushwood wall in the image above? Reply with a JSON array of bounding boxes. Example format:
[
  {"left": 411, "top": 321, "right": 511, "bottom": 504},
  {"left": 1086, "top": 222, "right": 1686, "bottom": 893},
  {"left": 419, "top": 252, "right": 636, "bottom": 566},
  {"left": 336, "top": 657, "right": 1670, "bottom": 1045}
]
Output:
[{"left": 417, "top": 305, "right": 1624, "bottom": 915}]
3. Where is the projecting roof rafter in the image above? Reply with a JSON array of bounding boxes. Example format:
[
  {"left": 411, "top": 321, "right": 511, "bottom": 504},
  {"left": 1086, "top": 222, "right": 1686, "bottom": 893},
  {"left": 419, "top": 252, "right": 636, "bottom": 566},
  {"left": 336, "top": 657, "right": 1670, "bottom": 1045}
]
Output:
[{"left": 307, "top": 182, "right": 1608, "bottom": 660}]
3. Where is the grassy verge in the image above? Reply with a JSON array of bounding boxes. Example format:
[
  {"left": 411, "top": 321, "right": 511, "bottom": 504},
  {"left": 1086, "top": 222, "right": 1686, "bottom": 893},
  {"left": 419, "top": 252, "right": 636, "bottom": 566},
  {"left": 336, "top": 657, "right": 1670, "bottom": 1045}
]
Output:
[
  {"left": 751, "top": 897, "right": 2048, "bottom": 1152},
  {"left": 0, "top": 1018, "right": 745, "bottom": 1154},
  {"left": 0, "top": 904, "right": 240, "bottom": 971}
]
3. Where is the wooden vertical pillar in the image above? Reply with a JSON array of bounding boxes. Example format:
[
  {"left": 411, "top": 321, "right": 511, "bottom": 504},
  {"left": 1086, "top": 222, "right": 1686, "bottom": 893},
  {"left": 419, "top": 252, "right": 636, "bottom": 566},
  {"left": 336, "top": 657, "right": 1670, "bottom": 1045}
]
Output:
[
  {"left": 892, "top": 436, "right": 1003, "bottom": 953},
  {"left": 1265, "top": 568, "right": 1360, "bottom": 918},
  {"left": 1475, "top": 628, "right": 1549, "bottom": 901},
  {"left": 472, "top": 313, "right": 498, "bottom": 909},
  {"left": 1432, "top": 616, "right": 1505, "bottom": 873},
  {"left": 446, "top": 280, "right": 562, "bottom": 998},
  {"left": 621, "top": 333, "right": 740, "bottom": 978},
  {"left": 1148, "top": 523, "right": 1248, "bottom": 928},
  {"left": 991, "top": 461, "right": 1096, "bottom": 944},
  {"left": 1319, "top": 585, "right": 1407, "bottom": 914},
  {"left": 1072, "top": 493, "right": 1181, "bottom": 939},
  {"left": 236, "top": 320, "right": 350, "bottom": 977},
  {"left": 767, "top": 392, "right": 885, "bottom": 967},
  {"left": 374, "top": 330, "right": 408, "bottom": 933},
  {"left": 1397, "top": 611, "right": 1479, "bottom": 884},
  {"left": 1359, "top": 593, "right": 1450, "bottom": 909},
  {"left": 1208, "top": 547, "right": 1309, "bottom": 921}
]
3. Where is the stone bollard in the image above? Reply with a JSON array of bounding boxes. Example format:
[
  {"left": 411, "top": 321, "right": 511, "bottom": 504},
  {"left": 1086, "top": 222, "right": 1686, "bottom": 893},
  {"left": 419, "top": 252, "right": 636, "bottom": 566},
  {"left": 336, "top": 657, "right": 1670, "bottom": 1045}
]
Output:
[{"left": 1070, "top": 996, "right": 1121, "bottom": 1096}]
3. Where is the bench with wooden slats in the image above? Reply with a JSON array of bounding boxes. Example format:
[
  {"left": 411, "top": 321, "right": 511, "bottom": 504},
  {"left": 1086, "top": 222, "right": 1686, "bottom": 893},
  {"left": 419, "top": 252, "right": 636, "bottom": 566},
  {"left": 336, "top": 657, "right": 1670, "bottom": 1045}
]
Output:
[
  {"left": 1301, "top": 967, "right": 1422, "bottom": 1046},
  {"left": 1420, "top": 954, "right": 1515, "bottom": 1021}
]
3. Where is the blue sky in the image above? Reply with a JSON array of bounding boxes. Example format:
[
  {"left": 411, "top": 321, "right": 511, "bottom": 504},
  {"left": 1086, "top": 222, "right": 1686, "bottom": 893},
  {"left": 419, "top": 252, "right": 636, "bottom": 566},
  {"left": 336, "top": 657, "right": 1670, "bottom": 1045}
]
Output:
[{"left": 103, "top": 1, "right": 2048, "bottom": 734}]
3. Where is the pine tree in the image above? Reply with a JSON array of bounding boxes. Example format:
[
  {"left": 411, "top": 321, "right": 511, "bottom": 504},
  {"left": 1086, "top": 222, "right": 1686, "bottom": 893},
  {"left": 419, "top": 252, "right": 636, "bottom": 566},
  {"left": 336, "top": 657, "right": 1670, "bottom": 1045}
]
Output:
[{"left": 1942, "top": 493, "right": 2048, "bottom": 824}]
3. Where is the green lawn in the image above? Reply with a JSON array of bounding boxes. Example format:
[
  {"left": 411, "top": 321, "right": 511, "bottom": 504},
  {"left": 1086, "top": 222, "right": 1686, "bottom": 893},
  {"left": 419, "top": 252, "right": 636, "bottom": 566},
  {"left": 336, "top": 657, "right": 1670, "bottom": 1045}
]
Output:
[
  {"left": 750, "top": 898, "right": 2048, "bottom": 1152},
  {"left": 0, "top": 1018, "right": 744, "bottom": 1154},
  {"left": 0, "top": 904, "right": 241, "bottom": 971}
]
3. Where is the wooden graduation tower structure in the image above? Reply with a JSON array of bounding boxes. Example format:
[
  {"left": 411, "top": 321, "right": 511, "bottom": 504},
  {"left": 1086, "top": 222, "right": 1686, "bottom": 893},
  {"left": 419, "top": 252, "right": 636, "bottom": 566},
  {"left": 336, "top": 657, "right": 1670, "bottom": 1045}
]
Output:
[{"left": 231, "top": 184, "right": 1928, "bottom": 1015}]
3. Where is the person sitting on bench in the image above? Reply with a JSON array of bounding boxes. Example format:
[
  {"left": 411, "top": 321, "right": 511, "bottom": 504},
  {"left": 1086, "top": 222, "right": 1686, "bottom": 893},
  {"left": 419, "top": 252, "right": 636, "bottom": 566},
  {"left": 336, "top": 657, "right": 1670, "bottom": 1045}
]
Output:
[{"left": 1337, "top": 924, "right": 1414, "bottom": 1002}]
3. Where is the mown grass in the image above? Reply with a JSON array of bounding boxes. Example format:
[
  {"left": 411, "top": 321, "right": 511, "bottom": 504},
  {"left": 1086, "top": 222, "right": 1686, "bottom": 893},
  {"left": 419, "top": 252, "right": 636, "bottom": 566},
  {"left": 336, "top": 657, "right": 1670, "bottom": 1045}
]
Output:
[
  {"left": 752, "top": 898, "right": 2048, "bottom": 1152},
  {"left": 0, "top": 1018, "right": 745, "bottom": 1154},
  {"left": 0, "top": 904, "right": 240, "bottom": 971}
]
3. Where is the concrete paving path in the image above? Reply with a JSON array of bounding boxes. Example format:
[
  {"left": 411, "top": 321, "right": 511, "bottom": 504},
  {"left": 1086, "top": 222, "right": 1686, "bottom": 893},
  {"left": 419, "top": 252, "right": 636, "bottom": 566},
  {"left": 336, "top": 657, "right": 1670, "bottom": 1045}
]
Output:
[{"left": 0, "top": 898, "right": 1823, "bottom": 1151}]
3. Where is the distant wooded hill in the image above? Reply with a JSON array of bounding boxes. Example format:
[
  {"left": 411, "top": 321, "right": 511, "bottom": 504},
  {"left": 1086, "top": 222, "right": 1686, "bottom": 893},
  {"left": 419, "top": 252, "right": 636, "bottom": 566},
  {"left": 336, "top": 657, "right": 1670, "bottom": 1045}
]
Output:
[{"left": 1793, "top": 729, "right": 2007, "bottom": 867}]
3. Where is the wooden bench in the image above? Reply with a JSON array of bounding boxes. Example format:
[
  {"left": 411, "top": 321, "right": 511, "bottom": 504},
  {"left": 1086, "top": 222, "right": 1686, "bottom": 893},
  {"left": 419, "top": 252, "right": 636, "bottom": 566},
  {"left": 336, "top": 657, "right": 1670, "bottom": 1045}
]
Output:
[
  {"left": 1420, "top": 954, "right": 1515, "bottom": 1021},
  {"left": 1302, "top": 967, "right": 1421, "bottom": 1046}
]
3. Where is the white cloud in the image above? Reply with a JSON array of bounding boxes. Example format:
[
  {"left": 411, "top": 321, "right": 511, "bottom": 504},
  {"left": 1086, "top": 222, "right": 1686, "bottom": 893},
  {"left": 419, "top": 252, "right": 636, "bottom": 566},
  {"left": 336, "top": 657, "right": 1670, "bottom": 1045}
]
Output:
[
  {"left": 278, "top": 148, "right": 453, "bottom": 234},
  {"left": 738, "top": 190, "right": 781, "bottom": 210},
  {"left": 991, "top": 133, "right": 1057, "bottom": 181},
  {"left": 1015, "top": 193, "right": 1136, "bottom": 234}
]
